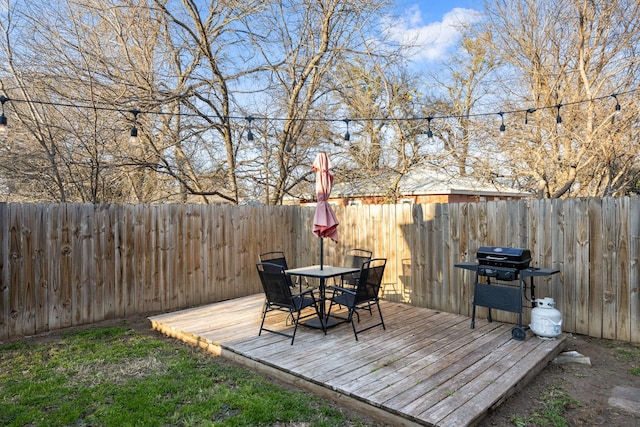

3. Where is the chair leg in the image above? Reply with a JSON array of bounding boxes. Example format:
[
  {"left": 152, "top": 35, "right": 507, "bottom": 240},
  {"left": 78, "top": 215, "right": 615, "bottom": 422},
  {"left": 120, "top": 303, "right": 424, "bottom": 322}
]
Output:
[
  {"left": 348, "top": 307, "right": 359, "bottom": 341},
  {"left": 365, "top": 301, "right": 373, "bottom": 314},
  {"left": 375, "top": 301, "right": 386, "bottom": 330},
  {"left": 350, "top": 301, "right": 385, "bottom": 341},
  {"left": 326, "top": 298, "right": 334, "bottom": 317},
  {"left": 327, "top": 297, "right": 341, "bottom": 326},
  {"left": 285, "top": 312, "right": 294, "bottom": 325},
  {"left": 258, "top": 302, "right": 269, "bottom": 336},
  {"left": 290, "top": 309, "right": 300, "bottom": 345}
]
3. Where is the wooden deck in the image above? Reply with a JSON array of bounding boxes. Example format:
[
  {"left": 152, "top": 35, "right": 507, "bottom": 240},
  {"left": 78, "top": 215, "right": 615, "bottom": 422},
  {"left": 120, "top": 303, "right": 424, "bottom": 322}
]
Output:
[{"left": 149, "top": 294, "right": 567, "bottom": 427}]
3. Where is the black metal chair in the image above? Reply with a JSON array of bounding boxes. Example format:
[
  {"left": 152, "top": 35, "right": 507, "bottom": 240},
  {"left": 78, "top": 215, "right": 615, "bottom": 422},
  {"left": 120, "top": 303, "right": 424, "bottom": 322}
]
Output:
[
  {"left": 256, "top": 262, "right": 323, "bottom": 344},
  {"left": 259, "top": 251, "right": 306, "bottom": 292},
  {"left": 340, "top": 248, "right": 372, "bottom": 288},
  {"left": 327, "top": 258, "right": 387, "bottom": 340}
]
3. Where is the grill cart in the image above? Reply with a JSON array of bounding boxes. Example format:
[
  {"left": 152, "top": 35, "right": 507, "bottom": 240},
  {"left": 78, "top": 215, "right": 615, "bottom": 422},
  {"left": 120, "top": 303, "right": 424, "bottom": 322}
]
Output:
[{"left": 455, "top": 246, "right": 560, "bottom": 341}]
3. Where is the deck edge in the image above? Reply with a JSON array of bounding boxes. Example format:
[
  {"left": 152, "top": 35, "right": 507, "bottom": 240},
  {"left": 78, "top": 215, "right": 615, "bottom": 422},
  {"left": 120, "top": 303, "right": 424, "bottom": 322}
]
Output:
[{"left": 467, "top": 333, "right": 569, "bottom": 426}]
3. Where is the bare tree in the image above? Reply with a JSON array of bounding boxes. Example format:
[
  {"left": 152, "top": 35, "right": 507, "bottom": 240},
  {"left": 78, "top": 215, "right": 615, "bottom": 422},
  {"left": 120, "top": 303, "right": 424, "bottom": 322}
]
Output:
[
  {"left": 485, "top": 0, "right": 640, "bottom": 198},
  {"left": 0, "top": 2, "right": 80, "bottom": 202},
  {"left": 241, "top": 0, "right": 395, "bottom": 204},
  {"left": 427, "top": 29, "right": 499, "bottom": 179},
  {"left": 331, "top": 57, "right": 431, "bottom": 202},
  {"left": 0, "top": 1, "right": 170, "bottom": 203},
  {"left": 150, "top": 0, "right": 271, "bottom": 204},
  {"left": 0, "top": 0, "right": 265, "bottom": 203},
  {"left": 1, "top": 0, "right": 402, "bottom": 205}
]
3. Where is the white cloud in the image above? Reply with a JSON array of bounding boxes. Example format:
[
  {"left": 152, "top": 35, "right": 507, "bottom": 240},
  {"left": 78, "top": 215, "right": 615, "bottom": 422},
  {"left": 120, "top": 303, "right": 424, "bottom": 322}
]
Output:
[{"left": 383, "top": 6, "right": 482, "bottom": 62}]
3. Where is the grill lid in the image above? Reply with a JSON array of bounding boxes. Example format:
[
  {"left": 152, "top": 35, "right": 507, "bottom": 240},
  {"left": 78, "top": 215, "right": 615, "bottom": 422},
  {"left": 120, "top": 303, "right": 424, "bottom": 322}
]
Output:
[{"left": 476, "top": 246, "right": 531, "bottom": 269}]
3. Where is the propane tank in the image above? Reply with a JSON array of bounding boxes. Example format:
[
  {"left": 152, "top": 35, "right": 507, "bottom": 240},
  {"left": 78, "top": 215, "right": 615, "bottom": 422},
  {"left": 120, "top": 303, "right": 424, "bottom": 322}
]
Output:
[{"left": 530, "top": 297, "right": 562, "bottom": 339}]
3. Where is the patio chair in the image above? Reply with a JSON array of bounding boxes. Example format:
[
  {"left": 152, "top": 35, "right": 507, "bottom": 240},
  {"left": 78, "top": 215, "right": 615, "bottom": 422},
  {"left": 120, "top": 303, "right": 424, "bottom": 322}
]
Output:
[
  {"left": 340, "top": 248, "right": 373, "bottom": 288},
  {"left": 339, "top": 252, "right": 378, "bottom": 314},
  {"left": 327, "top": 258, "right": 387, "bottom": 340},
  {"left": 256, "top": 262, "right": 324, "bottom": 344},
  {"left": 259, "top": 251, "right": 307, "bottom": 292}
]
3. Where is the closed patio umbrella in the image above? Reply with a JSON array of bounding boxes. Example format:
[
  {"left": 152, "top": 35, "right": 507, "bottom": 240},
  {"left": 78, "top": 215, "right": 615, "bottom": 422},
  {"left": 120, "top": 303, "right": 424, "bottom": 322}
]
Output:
[{"left": 312, "top": 152, "right": 338, "bottom": 269}]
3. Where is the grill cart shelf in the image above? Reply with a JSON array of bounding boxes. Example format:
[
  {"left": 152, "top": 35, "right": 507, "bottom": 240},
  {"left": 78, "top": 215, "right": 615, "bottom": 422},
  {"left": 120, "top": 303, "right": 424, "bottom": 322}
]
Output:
[{"left": 455, "top": 247, "right": 560, "bottom": 341}]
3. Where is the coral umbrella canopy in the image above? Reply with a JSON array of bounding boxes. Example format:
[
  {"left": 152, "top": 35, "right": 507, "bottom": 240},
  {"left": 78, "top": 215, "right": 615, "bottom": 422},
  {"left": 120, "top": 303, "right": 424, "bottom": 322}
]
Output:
[{"left": 313, "top": 152, "right": 339, "bottom": 268}]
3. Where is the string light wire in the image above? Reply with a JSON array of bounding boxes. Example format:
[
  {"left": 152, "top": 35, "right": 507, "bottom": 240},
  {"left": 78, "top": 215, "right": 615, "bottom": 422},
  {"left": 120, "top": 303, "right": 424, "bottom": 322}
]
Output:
[{"left": 0, "top": 88, "right": 636, "bottom": 140}]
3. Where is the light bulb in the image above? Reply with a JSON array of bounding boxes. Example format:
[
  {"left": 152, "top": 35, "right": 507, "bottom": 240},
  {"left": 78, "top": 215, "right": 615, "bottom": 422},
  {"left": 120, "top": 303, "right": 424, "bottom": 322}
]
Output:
[
  {"left": 0, "top": 114, "right": 7, "bottom": 136},
  {"left": 129, "top": 126, "right": 139, "bottom": 145}
]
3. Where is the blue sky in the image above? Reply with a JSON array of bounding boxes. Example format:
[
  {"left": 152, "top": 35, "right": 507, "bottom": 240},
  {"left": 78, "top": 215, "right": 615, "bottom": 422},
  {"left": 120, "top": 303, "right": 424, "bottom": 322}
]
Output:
[{"left": 387, "top": 1, "right": 485, "bottom": 63}]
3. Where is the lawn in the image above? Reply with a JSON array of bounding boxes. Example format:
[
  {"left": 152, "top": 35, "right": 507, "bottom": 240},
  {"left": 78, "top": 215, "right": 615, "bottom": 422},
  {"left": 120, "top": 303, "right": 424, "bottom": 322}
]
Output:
[{"left": 0, "top": 321, "right": 372, "bottom": 426}]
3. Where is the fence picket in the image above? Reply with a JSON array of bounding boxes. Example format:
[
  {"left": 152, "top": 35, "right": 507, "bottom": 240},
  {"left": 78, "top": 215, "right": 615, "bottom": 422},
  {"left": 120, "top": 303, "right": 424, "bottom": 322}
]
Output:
[
  {"left": 630, "top": 198, "right": 640, "bottom": 343},
  {"left": 588, "top": 199, "right": 605, "bottom": 338},
  {"left": 574, "top": 200, "right": 590, "bottom": 335},
  {"left": 616, "top": 198, "right": 631, "bottom": 342},
  {"left": 602, "top": 198, "right": 618, "bottom": 339},
  {"left": 0, "top": 203, "right": 7, "bottom": 339}
]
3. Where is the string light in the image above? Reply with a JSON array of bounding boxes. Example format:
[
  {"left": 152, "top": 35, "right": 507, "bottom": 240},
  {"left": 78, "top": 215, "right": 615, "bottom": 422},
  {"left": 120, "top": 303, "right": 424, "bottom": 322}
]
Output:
[
  {"left": 0, "top": 89, "right": 637, "bottom": 143},
  {"left": 426, "top": 116, "right": 433, "bottom": 140},
  {"left": 525, "top": 108, "right": 536, "bottom": 124},
  {"left": 498, "top": 111, "right": 505, "bottom": 133},
  {"left": 245, "top": 116, "right": 254, "bottom": 141},
  {"left": 0, "top": 96, "right": 8, "bottom": 136},
  {"left": 129, "top": 109, "right": 140, "bottom": 145},
  {"left": 611, "top": 94, "right": 621, "bottom": 123},
  {"left": 612, "top": 94, "right": 621, "bottom": 112},
  {"left": 343, "top": 118, "right": 350, "bottom": 141}
]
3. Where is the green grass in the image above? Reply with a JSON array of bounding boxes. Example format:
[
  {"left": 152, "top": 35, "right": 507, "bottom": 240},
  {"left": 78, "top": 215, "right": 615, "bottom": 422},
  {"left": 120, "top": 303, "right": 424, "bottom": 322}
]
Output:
[
  {"left": 611, "top": 342, "right": 640, "bottom": 376},
  {"left": 0, "top": 323, "right": 369, "bottom": 427},
  {"left": 508, "top": 384, "right": 581, "bottom": 427}
]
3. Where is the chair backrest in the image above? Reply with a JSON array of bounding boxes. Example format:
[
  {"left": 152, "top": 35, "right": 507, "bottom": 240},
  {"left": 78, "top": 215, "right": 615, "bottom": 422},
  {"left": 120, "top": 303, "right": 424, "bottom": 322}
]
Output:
[
  {"left": 259, "top": 251, "right": 289, "bottom": 269},
  {"left": 354, "top": 258, "right": 386, "bottom": 304},
  {"left": 344, "top": 248, "right": 372, "bottom": 269},
  {"left": 256, "top": 262, "right": 294, "bottom": 307},
  {"left": 259, "top": 251, "right": 295, "bottom": 288}
]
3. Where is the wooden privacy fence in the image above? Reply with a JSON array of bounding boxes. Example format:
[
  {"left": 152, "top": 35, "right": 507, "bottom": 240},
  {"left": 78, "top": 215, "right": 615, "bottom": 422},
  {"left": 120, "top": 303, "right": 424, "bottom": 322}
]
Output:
[{"left": 1, "top": 198, "right": 638, "bottom": 343}]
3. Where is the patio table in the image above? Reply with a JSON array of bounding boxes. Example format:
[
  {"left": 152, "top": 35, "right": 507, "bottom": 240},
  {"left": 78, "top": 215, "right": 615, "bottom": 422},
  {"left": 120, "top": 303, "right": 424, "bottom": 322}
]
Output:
[{"left": 285, "top": 265, "right": 359, "bottom": 330}]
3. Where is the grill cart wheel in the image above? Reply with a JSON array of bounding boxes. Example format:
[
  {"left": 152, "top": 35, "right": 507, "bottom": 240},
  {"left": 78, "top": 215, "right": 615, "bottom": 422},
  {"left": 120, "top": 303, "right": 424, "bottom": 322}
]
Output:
[{"left": 511, "top": 326, "right": 526, "bottom": 341}]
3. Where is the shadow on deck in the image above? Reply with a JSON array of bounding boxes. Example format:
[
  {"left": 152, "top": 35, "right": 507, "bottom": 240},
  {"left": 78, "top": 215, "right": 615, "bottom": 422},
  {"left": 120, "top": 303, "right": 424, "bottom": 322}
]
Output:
[{"left": 149, "top": 294, "right": 567, "bottom": 427}]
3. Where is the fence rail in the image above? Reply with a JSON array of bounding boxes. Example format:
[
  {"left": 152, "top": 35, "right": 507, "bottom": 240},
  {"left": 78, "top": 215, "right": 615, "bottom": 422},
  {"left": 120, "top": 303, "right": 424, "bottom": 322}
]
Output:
[{"left": 1, "top": 199, "right": 638, "bottom": 343}]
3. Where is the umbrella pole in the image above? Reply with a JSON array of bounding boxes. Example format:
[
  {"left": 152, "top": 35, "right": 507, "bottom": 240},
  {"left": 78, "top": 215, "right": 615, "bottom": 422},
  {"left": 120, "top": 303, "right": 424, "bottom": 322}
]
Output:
[{"left": 319, "top": 237, "right": 324, "bottom": 270}]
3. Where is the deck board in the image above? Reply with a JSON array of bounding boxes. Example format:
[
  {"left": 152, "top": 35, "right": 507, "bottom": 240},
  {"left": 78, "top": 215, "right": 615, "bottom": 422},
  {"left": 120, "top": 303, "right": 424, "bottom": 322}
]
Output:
[{"left": 149, "top": 293, "right": 566, "bottom": 427}]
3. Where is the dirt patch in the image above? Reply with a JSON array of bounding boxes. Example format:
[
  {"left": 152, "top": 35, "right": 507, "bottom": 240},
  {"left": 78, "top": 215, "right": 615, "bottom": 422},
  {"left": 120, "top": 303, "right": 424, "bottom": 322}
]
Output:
[
  {"left": 478, "top": 333, "right": 640, "bottom": 427},
  {"left": 16, "top": 318, "right": 640, "bottom": 427}
]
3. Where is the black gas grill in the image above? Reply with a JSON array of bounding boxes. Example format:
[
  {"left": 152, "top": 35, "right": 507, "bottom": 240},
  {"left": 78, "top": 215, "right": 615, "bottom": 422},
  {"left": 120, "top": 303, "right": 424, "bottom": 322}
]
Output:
[
  {"left": 476, "top": 246, "right": 531, "bottom": 280},
  {"left": 455, "top": 246, "right": 559, "bottom": 341}
]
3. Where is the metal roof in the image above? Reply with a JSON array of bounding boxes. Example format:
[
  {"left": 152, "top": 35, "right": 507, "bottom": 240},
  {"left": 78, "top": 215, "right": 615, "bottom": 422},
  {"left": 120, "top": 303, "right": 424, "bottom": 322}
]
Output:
[{"left": 331, "top": 168, "right": 530, "bottom": 198}]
